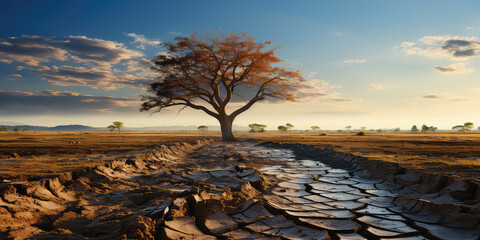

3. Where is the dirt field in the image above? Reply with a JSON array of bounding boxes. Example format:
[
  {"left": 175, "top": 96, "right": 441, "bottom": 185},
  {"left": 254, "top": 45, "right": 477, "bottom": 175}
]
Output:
[
  {"left": 1, "top": 131, "right": 479, "bottom": 180},
  {"left": 0, "top": 132, "right": 217, "bottom": 179},
  {"left": 237, "top": 131, "right": 480, "bottom": 181}
]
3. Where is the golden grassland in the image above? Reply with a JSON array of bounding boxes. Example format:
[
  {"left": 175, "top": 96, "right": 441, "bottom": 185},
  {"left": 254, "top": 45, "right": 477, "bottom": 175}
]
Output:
[
  {"left": 236, "top": 131, "right": 480, "bottom": 180},
  {"left": 0, "top": 131, "right": 217, "bottom": 179},
  {"left": 0, "top": 131, "right": 479, "bottom": 180}
]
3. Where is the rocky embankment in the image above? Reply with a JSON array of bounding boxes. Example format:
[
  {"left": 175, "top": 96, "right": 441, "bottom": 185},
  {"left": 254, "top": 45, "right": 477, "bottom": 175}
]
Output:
[{"left": 1, "top": 140, "right": 479, "bottom": 240}]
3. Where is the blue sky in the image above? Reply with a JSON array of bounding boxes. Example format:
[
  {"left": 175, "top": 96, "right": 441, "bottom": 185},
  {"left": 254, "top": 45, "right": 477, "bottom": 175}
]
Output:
[{"left": 1, "top": 0, "right": 480, "bottom": 130}]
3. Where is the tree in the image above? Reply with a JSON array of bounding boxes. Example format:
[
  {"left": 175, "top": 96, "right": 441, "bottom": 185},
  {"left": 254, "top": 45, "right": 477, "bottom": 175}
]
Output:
[
  {"left": 278, "top": 125, "right": 288, "bottom": 132},
  {"left": 197, "top": 125, "right": 208, "bottom": 132},
  {"left": 108, "top": 121, "right": 124, "bottom": 133},
  {"left": 411, "top": 125, "right": 418, "bottom": 132},
  {"left": 249, "top": 123, "right": 267, "bottom": 132},
  {"left": 452, "top": 122, "right": 474, "bottom": 132},
  {"left": 311, "top": 126, "right": 320, "bottom": 131},
  {"left": 393, "top": 127, "right": 400, "bottom": 132},
  {"left": 345, "top": 125, "right": 352, "bottom": 131},
  {"left": 360, "top": 126, "right": 366, "bottom": 131},
  {"left": 464, "top": 122, "right": 474, "bottom": 131},
  {"left": 140, "top": 31, "right": 305, "bottom": 141},
  {"left": 421, "top": 124, "right": 429, "bottom": 132}
]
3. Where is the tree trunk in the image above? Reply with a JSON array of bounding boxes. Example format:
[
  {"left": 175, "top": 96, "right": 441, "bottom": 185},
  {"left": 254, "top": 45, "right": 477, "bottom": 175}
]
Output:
[{"left": 218, "top": 115, "right": 235, "bottom": 141}]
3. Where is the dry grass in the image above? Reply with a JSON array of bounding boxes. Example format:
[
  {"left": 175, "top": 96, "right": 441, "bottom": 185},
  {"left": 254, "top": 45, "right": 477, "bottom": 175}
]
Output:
[
  {"left": 236, "top": 131, "right": 480, "bottom": 180},
  {"left": 1, "top": 131, "right": 479, "bottom": 181},
  {"left": 0, "top": 131, "right": 217, "bottom": 179}
]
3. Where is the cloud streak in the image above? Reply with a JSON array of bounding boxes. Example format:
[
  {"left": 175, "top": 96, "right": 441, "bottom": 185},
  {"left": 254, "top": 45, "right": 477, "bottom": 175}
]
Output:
[
  {"left": 369, "top": 83, "right": 383, "bottom": 90},
  {"left": 126, "top": 33, "right": 161, "bottom": 49},
  {"left": 0, "top": 90, "right": 138, "bottom": 114},
  {"left": 422, "top": 94, "right": 470, "bottom": 102},
  {"left": 342, "top": 59, "right": 366, "bottom": 64},
  {"left": 434, "top": 63, "right": 473, "bottom": 74},
  {"left": 0, "top": 35, "right": 155, "bottom": 89},
  {"left": 400, "top": 35, "right": 480, "bottom": 60}
]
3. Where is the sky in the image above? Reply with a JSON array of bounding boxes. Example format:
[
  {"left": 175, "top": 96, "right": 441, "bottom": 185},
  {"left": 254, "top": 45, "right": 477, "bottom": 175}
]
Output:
[{"left": 1, "top": 0, "right": 480, "bottom": 130}]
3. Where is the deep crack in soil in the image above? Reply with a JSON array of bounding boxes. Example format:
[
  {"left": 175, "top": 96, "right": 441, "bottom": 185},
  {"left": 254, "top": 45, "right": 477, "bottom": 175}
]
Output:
[{"left": 0, "top": 141, "right": 479, "bottom": 240}]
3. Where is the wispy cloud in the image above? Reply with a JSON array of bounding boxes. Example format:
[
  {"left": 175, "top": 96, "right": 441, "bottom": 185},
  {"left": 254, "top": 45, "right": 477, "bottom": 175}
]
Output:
[
  {"left": 0, "top": 35, "right": 154, "bottom": 89},
  {"left": 369, "top": 83, "right": 383, "bottom": 90},
  {"left": 0, "top": 90, "right": 138, "bottom": 114},
  {"left": 422, "top": 94, "right": 470, "bottom": 102},
  {"left": 126, "top": 33, "right": 161, "bottom": 49},
  {"left": 293, "top": 79, "right": 359, "bottom": 103},
  {"left": 0, "top": 35, "right": 143, "bottom": 68},
  {"left": 6, "top": 73, "right": 22, "bottom": 80},
  {"left": 399, "top": 35, "right": 480, "bottom": 60},
  {"left": 434, "top": 63, "right": 473, "bottom": 74},
  {"left": 342, "top": 59, "right": 366, "bottom": 64}
]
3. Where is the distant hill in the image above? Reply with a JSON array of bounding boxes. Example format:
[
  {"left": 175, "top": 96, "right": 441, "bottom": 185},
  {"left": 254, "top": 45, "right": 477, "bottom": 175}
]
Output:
[
  {"left": 48, "top": 125, "right": 98, "bottom": 131},
  {"left": 0, "top": 121, "right": 25, "bottom": 126},
  {"left": 0, "top": 124, "right": 98, "bottom": 131},
  {"left": 0, "top": 124, "right": 250, "bottom": 131}
]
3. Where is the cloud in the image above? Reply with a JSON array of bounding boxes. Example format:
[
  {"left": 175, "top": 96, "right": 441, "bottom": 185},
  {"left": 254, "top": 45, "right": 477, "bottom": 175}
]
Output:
[
  {"left": 25, "top": 64, "right": 153, "bottom": 89},
  {"left": 399, "top": 35, "right": 480, "bottom": 60},
  {"left": 0, "top": 35, "right": 155, "bottom": 89},
  {"left": 434, "top": 63, "right": 473, "bottom": 74},
  {"left": 0, "top": 90, "right": 138, "bottom": 114},
  {"left": 6, "top": 73, "right": 22, "bottom": 80},
  {"left": 422, "top": 94, "right": 470, "bottom": 102},
  {"left": 369, "top": 83, "right": 383, "bottom": 90},
  {"left": 342, "top": 59, "right": 366, "bottom": 64},
  {"left": 292, "top": 79, "right": 359, "bottom": 102},
  {"left": 0, "top": 35, "right": 143, "bottom": 68},
  {"left": 126, "top": 33, "right": 161, "bottom": 49}
]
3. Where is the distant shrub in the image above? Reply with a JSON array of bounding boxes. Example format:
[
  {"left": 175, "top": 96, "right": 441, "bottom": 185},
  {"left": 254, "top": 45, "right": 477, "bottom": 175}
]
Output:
[
  {"left": 249, "top": 123, "right": 267, "bottom": 132},
  {"left": 197, "top": 125, "right": 208, "bottom": 132},
  {"left": 319, "top": 133, "right": 327, "bottom": 136}
]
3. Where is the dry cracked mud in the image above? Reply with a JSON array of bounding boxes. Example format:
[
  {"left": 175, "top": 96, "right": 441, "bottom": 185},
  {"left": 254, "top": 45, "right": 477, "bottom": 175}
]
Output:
[{"left": 1, "top": 140, "right": 479, "bottom": 240}]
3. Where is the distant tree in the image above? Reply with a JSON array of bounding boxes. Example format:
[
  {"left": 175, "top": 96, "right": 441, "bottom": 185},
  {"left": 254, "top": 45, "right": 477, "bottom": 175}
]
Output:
[
  {"left": 345, "top": 126, "right": 352, "bottom": 131},
  {"left": 13, "top": 128, "right": 18, "bottom": 132},
  {"left": 311, "top": 126, "right": 320, "bottom": 131},
  {"left": 197, "top": 125, "right": 209, "bottom": 132},
  {"left": 478, "top": 126, "right": 480, "bottom": 131},
  {"left": 249, "top": 123, "right": 267, "bottom": 132},
  {"left": 278, "top": 125, "right": 288, "bottom": 132},
  {"left": 393, "top": 127, "right": 400, "bottom": 132},
  {"left": 376, "top": 129, "right": 382, "bottom": 133},
  {"left": 452, "top": 122, "right": 474, "bottom": 132},
  {"left": 286, "top": 123, "right": 294, "bottom": 131},
  {"left": 0, "top": 127, "right": 7, "bottom": 132},
  {"left": 108, "top": 121, "right": 124, "bottom": 133},
  {"left": 429, "top": 126, "right": 438, "bottom": 132},
  {"left": 411, "top": 125, "right": 418, "bottom": 132},
  {"left": 360, "top": 126, "right": 366, "bottom": 131},
  {"left": 421, "top": 124, "right": 429, "bottom": 132},
  {"left": 140, "top": 31, "right": 305, "bottom": 141},
  {"left": 464, "top": 122, "right": 474, "bottom": 131}
]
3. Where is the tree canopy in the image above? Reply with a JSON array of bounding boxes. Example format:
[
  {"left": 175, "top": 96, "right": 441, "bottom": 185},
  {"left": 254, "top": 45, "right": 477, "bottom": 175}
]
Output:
[
  {"left": 140, "top": 31, "right": 305, "bottom": 141},
  {"left": 108, "top": 121, "right": 124, "bottom": 133}
]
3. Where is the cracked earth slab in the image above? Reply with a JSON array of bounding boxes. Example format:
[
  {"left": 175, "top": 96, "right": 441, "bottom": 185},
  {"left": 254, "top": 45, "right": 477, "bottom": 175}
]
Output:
[{"left": 1, "top": 141, "right": 480, "bottom": 239}]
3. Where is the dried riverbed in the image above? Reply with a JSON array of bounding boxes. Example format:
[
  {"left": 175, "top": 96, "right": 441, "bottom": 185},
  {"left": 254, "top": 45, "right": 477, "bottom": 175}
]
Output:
[{"left": 1, "top": 141, "right": 479, "bottom": 239}]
